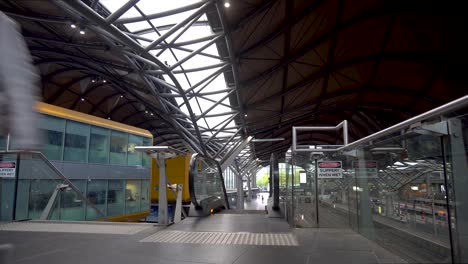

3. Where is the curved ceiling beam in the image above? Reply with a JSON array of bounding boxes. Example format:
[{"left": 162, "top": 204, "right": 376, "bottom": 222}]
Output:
[
  {"left": 232, "top": 0, "right": 280, "bottom": 32},
  {"left": 45, "top": 75, "right": 91, "bottom": 104},
  {"left": 239, "top": 3, "right": 443, "bottom": 86},
  {"left": 114, "top": 1, "right": 206, "bottom": 24},
  {"left": 238, "top": 0, "right": 324, "bottom": 56},
  {"left": 248, "top": 103, "right": 414, "bottom": 136},
  {"left": 89, "top": 92, "right": 123, "bottom": 115},
  {"left": 70, "top": 83, "right": 111, "bottom": 110},
  {"left": 30, "top": 47, "right": 134, "bottom": 72},
  {"left": 247, "top": 86, "right": 429, "bottom": 126},
  {"left": 56, "top": 0, "right": 208, "bottom": 154},
  {"left": 107, "top": 100, "right": 140, "bottom": 117}
]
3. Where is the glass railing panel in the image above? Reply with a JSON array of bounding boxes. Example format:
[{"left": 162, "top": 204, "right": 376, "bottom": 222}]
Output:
[
  {"left": 349, "top": 131, "right": 452, "bottom": 263},
  {"left": 446, "top": 112, "right": 468, "bottom": 263},
  {"left": 291, "top": 152, "right": 317, "bottom": 227},
  {"left": 189, "top": 154, "right": 228, "bottom": 209},
  {"left": 10, "top": 152, "right": 105, "bottom": 221}
]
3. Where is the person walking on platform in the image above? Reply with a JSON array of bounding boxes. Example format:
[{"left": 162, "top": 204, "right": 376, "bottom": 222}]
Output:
[{"left": 0, "top": 11, "right": 40, "bottom": 150}]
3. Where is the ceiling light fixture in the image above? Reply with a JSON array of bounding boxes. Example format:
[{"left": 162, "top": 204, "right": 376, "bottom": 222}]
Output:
[
  {"left": 224, "top": 2, "right": 230, "bottom": 8},
  {"left": 70, "top": 23, "right": 77, "bottom": 29},
  {"left": 120, "top": 95, "right": 124, "bottom": 98},
  {"left": 81, "top": 98, "right": 84, "bottom": 101},
  {"left": 103, "top": 79, "right": 107, "bottom": 83},
  {"left": 79, "top": 28, "right": 85, "bottom": 35}
]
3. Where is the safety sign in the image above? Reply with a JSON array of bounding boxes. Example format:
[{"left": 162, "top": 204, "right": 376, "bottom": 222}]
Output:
[
  {"left": 352, "top": 160, "right": 378, "bottom": 178},
  {"left": 317, "top": 161, "right": 342, "bottom": 178},
  {"left": 0, "top": 162, "right": 16, "bottom": 178}
]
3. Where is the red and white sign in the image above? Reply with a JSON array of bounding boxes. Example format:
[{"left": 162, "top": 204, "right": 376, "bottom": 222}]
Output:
[
  {"left": 0, "top": 162, "right": 16, "bottom": 178},
  {"left": 352, "top": 160, "right": 378, "bottom": 178},
  {"left": 318, "top": 161, "right": 342, "bottom": 178}
]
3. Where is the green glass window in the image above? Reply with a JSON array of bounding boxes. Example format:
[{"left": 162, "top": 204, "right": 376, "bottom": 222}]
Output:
[
  {"left": 110, "top": 131, "right": 127, "bottom": 165},
  {"left": 107, "top": 180, "right": 125, "bottom": 216},
  {"left": 60, "top": 180, "right": 86, "bottom": 220},
  {"left": 140, "top": 180, "right": 150, "bottom": 211},
  {"left": 125, "top": 180, "right": 141, "bottom": 214},
  {"left": 0, "top": 135, "right": 6, "bottom": 150},
  {"left": 142, "top": 137, "right": 152, "bottom": 168},
  {"left": 127, "top": 134, "right": 143, "bottom": 166},
  {"left": 39, "top": 115, "right": 65, "bottom": 160},
  {"left": 89, "top": 126, "right": 109, "bottom": 164},
  {"left": 86, "top": 180, "right": 107, "bottom": 220},
  {"left": 64, "top": 121, "right": 89, "bottom": 162}
]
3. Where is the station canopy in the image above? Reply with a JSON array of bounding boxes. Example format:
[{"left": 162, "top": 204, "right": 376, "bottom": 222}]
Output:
[{"left": 1, "top": 0, "right": 467, "bottom": 165}]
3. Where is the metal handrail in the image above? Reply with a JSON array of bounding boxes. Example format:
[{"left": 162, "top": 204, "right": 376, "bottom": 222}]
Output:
[
  {"left": 338, "top": 95, "right": 468, "bottom": 152},
  {"left": 0, "top": 150, "right": 108, "bottom": 220}
]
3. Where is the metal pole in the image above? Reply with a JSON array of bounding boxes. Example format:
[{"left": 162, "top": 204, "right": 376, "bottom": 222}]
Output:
[
  {"left": 12, "top": 153, "right": 20, "bottom": 220},
  {"left": 158, "top": 154, "right": 168, "bottom": 225},
  {"left": 314, "top": 158, "right": 319, "bottom": 227}
]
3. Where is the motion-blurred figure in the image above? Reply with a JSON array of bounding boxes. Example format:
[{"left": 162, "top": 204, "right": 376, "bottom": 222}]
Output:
[{"left": 0, "top": 11, "right": 40, "bottom": 150}]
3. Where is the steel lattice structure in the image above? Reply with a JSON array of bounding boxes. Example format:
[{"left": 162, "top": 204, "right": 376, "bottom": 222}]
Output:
[{"left": 2, "top": 0, "right": 259, "bottom": 175}]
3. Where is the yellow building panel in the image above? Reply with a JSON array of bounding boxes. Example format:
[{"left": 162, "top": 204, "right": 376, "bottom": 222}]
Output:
[
  {"left": 151, "top": 154, "right": 192, "bottom": 203},
  {"left": 35, "top": 101, "right": 152, "bottom": 138},
  {"left": 106, "top": 211, "right": 150, "bottom": 222}
]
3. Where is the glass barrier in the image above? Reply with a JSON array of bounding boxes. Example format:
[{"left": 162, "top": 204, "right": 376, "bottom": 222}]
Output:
[
  {"left": 189, "top": 153, "right": 228, "bottom": 209},
  {"left": 285, "top": 96, "right": 468, "bottom": 263},
  {"left": 0, "top": 151, "right": 151, "bottom": 222}
]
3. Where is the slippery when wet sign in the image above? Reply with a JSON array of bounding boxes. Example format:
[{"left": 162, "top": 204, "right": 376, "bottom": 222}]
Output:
[{"left": 317, "top": 161, "right": 342, "bottom": 178}]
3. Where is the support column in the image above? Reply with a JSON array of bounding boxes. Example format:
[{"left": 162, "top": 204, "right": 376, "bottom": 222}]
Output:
[
  {"left": 356, "top": 150, "right": 375, "bottom": 239},
  {"left": 448, "top": 118, "right": 468, "bottom": 263},
  {"left": 246, "top": 173, "right": 252, "bottom": 202},
  {"left": 157, "top": 153, "right": 168, "bottom": 225}
]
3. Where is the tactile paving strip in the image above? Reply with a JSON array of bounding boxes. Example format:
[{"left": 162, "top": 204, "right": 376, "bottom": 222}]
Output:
[
  {"left": 0, "top": 221, "right": 152, "bottom": 235},
  {"left": 140, "top": 231, "right": 299, "bottom": 246}
]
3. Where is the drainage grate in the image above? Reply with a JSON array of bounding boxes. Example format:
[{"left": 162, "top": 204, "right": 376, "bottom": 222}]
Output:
[{"left": 140, "top": 231, "right": 298, "bottom": 246}]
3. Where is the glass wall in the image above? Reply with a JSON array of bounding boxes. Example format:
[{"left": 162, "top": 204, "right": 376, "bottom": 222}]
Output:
[
  {"left": 110, "top": 130, "right": 128, "bottom": 165},
  {"left": 283, "top": 106, "right": 468, "bottom": 264},
  {"left": 125, "top": 180, "right": 141, "bottom": 214},
  {"left": 223, "top": 166, "right": 237, "bottom": 190},
  {"left": 39, "top": 115, "right": 65, "bottom": 160},
  {"left": 190, "top": 154, "right": 227, "bottom": 208},
  {"left": 127, "top": 135, "right": 143, "bottom": 166},
  {"left": 89, "top": 126, "right": 109, "bottom": 164},
  {"left": 107, "top": 180, "right": 125, "bottom": 216},
  {"left": 0, "top": 135, "right": 6, "bottom": 150},
  {"left": 64, "top": 121, "right": 89, "bottom": 162},
  {"left": 7, "top": 114, "right": 152, "bottom": 166}
]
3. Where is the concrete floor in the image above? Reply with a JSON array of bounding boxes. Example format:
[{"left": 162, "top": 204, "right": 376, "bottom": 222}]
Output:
[
  {"left": 243, "top": 192, "right": 269, "bottom": 211},
  {"left": 0, "top": 214, "right": 406, "bottom": 264}
]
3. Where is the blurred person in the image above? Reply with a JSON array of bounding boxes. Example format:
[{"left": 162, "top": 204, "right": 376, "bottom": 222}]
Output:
[{"left": 0, "top": 11, "right": 40, "bottom": 150}]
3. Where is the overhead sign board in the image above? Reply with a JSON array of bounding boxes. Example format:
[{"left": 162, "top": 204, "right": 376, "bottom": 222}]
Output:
[
  {"left": 318, "top": 161, "right": 342, "bottom": 178},
  {"left": 352, "top": 160, "right": 378, "bottom": 178},
  {"left": 0, "top": 162, "right": 16, "bottom": 178}
]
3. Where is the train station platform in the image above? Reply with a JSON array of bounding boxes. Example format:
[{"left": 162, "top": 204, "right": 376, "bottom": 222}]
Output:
[{"left": 0, "top": 214, "right": 404, "bottom": 264}]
